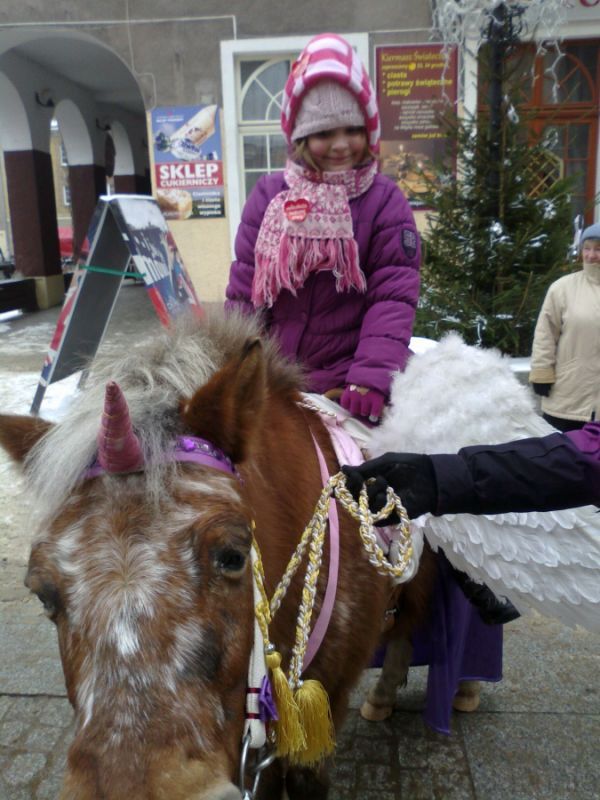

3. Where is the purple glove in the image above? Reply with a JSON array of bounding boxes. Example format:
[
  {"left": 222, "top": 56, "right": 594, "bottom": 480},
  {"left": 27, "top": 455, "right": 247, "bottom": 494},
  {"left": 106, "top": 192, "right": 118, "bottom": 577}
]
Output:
[{"left": 340, "top": 385, "right": 386, "bottom": 422}]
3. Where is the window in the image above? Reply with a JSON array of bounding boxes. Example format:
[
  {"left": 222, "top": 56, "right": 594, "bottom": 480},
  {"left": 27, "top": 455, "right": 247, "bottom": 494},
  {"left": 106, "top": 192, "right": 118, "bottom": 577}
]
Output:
[
  {"left": 482, "top": 40, "right": 600, "bottom": 223},
  {"left": 60, "top": 141, "right": 68, "bottom": 167},
  {"left": 62, "top": 185, "right": 71, "bottom": 206},
  {"left": 239, "top": 58, "right": 292, "bottom": 198}
]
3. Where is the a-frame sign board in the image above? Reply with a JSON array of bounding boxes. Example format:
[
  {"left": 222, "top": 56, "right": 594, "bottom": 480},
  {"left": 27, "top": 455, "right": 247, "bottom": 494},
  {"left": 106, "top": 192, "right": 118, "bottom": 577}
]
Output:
[{"left": 30, "top": 195, "right": 202, "bottom": 415}]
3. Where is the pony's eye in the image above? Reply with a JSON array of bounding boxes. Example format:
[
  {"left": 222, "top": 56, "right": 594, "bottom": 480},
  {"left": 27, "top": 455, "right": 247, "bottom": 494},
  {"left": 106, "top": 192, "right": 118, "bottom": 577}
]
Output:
[
  {"left": 214, "top": 548, "right": 248, "bottom": 577},
  {"left": 36, "top": 587, "right": 62, "bottom": 620}
]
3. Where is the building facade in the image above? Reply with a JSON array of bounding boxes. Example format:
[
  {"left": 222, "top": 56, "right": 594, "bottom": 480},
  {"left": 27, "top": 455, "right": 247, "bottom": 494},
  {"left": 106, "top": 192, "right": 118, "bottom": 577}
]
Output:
[{"left": 0, "top": 1, "right": 598, "bottom": 306}]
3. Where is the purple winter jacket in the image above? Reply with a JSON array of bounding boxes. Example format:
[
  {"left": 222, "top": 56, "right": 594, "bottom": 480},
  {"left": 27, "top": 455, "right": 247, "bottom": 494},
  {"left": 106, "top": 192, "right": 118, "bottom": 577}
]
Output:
[
  {"left": 225, "top": 171, "right": 421, "bottom": 396},
  {"left": 431, "top": 421, "right": 600, "bottom": 515}
]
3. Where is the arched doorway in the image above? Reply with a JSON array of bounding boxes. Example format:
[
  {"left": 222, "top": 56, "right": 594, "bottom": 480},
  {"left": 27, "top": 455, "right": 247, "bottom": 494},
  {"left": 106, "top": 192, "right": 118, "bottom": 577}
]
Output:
[{"left": 0, "top": 29, "right": 148, "bottom": 300}]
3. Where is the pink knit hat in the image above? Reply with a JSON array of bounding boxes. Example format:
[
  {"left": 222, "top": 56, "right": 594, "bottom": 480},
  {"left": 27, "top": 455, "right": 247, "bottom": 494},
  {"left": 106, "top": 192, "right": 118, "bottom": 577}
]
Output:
[{"left": 281, "top": 33, "right": 380, "bottom": 153}]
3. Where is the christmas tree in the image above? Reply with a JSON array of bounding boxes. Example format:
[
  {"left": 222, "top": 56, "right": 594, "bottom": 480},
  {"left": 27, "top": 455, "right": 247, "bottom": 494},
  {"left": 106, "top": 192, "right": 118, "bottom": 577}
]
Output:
[{"left": 415, "top": 42, "right": 576, "bottom": 355}]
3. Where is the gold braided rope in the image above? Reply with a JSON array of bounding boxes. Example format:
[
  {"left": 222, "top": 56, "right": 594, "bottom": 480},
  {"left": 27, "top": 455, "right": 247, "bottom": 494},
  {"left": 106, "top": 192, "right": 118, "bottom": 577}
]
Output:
[
  {"left": 252, "top": 471, "right": 414, "bottom": 764},
  {"left": 287, "top": 502, "right": 328, "bottom": 687}
]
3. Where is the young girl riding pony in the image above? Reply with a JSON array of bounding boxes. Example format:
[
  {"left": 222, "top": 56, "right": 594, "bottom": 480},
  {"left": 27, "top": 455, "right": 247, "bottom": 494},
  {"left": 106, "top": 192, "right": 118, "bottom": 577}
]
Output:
[{"left": 226, "top": 33, "right": 421, "bottom": 423}]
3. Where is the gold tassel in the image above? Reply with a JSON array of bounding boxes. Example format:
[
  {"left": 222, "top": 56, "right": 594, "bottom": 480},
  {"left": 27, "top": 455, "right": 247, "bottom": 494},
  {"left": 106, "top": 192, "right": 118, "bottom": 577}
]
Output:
[
  {"left": 290, "top": 679, "right": 336, "bottom": 766},
  {"left": 266, "top": 649, "right": 306, "bottom": 756}
]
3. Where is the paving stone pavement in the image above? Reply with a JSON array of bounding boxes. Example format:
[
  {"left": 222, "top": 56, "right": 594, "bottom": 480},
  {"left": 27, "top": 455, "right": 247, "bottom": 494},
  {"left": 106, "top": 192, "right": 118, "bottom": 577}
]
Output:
[{"left": 1, "top": 284, "right": 599, "bottom": 799}]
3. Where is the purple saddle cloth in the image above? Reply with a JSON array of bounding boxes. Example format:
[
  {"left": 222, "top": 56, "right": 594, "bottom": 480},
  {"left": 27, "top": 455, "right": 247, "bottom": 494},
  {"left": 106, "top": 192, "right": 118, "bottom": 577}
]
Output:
[{"left": 371, "top": 552, "right": 503, "bottom": 734}]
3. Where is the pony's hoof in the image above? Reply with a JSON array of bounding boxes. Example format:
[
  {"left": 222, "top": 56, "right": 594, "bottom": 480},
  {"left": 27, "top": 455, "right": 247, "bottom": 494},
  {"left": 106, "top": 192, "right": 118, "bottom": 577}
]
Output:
[
  {"left": 360, "top": 699, "right": 393, "bottom": 721},
  {"left": 452, "top": 680, "right": 481, "bottom": 713}
]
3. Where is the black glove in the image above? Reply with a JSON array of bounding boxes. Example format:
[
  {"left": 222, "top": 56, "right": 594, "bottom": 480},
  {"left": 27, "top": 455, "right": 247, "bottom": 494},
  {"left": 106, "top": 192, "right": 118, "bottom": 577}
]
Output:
[
  {"left": 532, "top": 382, "right": 553, "bottom": 397},
  {"left": 341, "top": 452, "right": 438, "bottom": 523}
]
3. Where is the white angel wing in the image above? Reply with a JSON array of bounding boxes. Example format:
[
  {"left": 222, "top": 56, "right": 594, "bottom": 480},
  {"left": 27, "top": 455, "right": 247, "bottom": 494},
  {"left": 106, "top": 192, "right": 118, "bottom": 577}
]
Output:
[{"left": 368, "top": 333, "right": 600, "bottom": 632}]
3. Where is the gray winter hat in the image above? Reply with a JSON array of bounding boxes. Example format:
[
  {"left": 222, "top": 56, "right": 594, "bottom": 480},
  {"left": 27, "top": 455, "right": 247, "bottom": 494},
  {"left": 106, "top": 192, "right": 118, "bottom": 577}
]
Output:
[
  {"left": 580, "top": 222, "right": 600, "bottom": 246},
  {"left": 291, "top": 80, "right": 365, "bottom": 141}
]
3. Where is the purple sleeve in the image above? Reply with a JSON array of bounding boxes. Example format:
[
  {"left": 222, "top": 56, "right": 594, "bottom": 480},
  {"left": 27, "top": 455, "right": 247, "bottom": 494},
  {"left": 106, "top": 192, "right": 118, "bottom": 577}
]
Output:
[
  {"left": 565, "top": 422, "right": 600, "bottom": 499},
  {"left": 345, "top": 180, "right": 421, "bottom": 395},
  {"left": 225, "top": 175, "right": 281, "bottom": 315},
  {"left": 431, "top": 431, "right": 600, "bottom": 515},
  {"left": 565, "top": 421, "right": 600, "bottom": 455}
]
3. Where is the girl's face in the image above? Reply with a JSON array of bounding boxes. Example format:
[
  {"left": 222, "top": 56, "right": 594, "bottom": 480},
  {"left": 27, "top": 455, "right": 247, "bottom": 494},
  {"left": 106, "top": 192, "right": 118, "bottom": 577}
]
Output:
[
  {"left": 582, "top": 239, "right": 600, "bottom": 266},
  {"left": 306, "top": 126, "right": 368, "bottom": 172}
]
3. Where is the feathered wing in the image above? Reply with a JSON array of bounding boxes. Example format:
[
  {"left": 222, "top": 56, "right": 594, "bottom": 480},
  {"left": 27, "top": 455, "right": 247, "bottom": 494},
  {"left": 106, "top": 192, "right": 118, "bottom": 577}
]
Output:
[{"left": 367, "top": 333, "right": 600, "bottom": 632}]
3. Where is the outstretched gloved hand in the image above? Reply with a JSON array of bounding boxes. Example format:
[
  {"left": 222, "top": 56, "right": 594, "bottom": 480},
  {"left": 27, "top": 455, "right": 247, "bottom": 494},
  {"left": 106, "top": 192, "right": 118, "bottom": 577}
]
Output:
[
  {"left": 340, "top": 385, "right": 385, "bottom": 422},
  {"left": 341, "top": 452, "right": 438, "bottom": 523}
]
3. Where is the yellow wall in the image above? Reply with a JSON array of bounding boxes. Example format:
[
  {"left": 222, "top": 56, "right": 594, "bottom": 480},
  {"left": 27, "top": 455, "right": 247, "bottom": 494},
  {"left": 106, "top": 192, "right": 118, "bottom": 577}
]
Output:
[
  {"left": 168, "top": 216, "right": 231, "bottom": 303},
  {"left": 147, "top": 110, "right": 232, "bottom": 305}
]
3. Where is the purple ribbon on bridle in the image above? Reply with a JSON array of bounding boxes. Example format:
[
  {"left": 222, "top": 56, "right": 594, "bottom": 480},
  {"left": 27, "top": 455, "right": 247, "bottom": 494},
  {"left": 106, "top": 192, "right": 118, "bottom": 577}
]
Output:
[
  {"left": 259, "top": 675, "right": 278, "bottom": 722},
  {"left": 85, "top": 434, "right": 240, "bottom": 480}
]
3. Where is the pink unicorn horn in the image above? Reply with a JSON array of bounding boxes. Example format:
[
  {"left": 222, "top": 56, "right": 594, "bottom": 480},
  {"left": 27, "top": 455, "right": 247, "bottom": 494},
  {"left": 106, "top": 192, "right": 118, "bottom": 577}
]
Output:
[{"left": 97, "top": 381, "right": 144, "bottom": 473}]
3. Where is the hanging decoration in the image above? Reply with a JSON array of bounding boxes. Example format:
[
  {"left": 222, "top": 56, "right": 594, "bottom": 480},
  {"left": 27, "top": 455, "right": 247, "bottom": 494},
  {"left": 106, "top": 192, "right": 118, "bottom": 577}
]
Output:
[
  {"left": 431, "top": 0, "right": 570, "bottom": 95},
  {"left": 431, "top": 0, "right": 568, "bottom": 53}
]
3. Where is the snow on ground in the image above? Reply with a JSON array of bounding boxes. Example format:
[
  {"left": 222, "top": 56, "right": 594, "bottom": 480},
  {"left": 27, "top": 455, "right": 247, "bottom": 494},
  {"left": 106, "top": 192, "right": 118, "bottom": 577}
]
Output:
[{"left": 0, "top": 371, "right": 80, "bottom": 419}]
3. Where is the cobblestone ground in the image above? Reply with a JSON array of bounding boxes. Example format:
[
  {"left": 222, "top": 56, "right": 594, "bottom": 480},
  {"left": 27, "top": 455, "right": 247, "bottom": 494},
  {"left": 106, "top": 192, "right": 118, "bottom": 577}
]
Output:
[{"left": 1, "top": 286, "right": 599, "bottom": 799}]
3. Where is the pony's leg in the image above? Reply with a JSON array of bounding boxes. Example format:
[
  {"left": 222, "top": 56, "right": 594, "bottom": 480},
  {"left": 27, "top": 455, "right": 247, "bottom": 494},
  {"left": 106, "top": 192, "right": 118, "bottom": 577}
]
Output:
[
  {"left": 360, "top": 636, "right": 413, "bottom": 722},
  {"left": 285, "top": 763, "right": 330, "bottom": 800},
  {"left": 453, "top": 679, "right": 481, "bottom": 712}
]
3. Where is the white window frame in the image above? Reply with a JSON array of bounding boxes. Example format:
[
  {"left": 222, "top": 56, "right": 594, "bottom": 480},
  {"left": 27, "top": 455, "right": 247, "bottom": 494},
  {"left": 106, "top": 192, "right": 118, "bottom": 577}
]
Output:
[
  {"left": 220, "top": 34, "right": 370, "bottom": 256},
  {"left": 62, "top": 184, "right": 71, "bottom": 206}
]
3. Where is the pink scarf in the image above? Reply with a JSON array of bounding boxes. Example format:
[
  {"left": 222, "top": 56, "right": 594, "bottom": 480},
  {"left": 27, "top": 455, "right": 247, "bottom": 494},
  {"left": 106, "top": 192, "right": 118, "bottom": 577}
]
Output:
[{"left": 252, "top": 159, "right": 378, "bottom": 308}]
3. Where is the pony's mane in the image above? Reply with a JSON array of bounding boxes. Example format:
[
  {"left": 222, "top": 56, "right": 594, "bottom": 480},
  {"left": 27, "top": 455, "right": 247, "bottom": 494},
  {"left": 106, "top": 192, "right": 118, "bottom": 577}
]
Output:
[{"left": 26, "top": 310, "right": 303, "bottom": 520}]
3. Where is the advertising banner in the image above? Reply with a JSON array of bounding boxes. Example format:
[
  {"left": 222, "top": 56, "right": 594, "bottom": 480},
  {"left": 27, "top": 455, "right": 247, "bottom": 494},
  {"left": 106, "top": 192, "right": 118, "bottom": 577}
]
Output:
[
  {"left": 31, "top": 195, "right": 202, "bottom": 414},
  {"left": 376, "top": 45, "right": 458, "bottom": 208},
  {"left": 151, "top": 104, "right": 225, "bottom": 219},
  {"left": 109, "top": 196, "right": 202, "bottom": 324}
]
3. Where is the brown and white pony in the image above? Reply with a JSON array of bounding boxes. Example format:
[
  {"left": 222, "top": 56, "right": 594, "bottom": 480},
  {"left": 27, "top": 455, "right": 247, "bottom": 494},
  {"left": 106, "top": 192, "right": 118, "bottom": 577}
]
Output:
[{"left": 0, "top": 314, "right": 433, "bottom": 800}]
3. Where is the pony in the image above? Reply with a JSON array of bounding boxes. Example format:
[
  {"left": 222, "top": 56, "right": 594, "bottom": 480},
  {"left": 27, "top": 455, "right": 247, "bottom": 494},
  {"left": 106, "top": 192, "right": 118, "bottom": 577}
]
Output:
[{"left": 0, "top": 312, "right": 434, "bottom": 800}]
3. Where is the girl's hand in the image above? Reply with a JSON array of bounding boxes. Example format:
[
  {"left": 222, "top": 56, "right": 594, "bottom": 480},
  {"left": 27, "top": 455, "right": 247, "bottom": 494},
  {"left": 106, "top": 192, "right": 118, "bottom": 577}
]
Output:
[{"left": 340, "top": 385, "right": 385, "bottom": 422}]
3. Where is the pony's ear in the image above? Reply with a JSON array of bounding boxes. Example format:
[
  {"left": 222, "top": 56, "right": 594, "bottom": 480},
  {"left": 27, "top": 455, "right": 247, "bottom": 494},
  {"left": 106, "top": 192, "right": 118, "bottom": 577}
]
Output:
[
  {"left": 0, "top": 414, "right": 53, "bottom": 465},
  {"left": 180, "top": 338, "right": 266, "bottom": 463}
]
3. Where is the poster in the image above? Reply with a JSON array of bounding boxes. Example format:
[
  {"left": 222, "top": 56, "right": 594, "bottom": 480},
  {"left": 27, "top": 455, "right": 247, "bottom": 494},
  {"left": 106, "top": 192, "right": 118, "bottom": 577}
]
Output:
[
  {"left": 110, "top": 197, "right": 202, "bottom": 324},
  {"left": 151, "top": 104, "right": 225, "bottom": 219},
  {"left": 376, "top": 45, "right": 458, "bottom": 208}
]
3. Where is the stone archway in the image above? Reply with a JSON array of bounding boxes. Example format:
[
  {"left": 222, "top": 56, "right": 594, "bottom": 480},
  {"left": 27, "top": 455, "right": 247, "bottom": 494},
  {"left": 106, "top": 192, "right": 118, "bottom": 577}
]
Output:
[
  {"left": 0, "top": 71, "right": 31, "bottom": 151},
  {"left": 0, "top": 68, "right": 61, "bottom": 288},
  {"left": 110, "top": 119, "right": 136, "bottom": 193},
  {"left": 54, "top": 99, "right": 104, "bottom": 260},
  {"left": 0, "top": 29, "right": 148, "bottom": 302}
]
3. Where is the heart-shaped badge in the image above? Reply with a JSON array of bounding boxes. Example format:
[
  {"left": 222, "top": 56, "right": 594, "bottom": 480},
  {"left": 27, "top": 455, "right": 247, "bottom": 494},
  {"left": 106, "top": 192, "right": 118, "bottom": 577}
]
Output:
[{"left": 284, "top": 198, "right": 311, "bottom": 223}]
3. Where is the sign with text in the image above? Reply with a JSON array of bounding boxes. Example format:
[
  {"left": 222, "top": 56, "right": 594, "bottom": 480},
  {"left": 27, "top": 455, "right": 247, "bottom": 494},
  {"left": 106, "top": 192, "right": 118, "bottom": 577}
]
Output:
[
  {"left": 376, "top": 44, "right": 458, "bottom": 208},
  {"left": 152, "top": 104, "right": 225, "bottom": 219},
  {"left": 31, "top": 196, "right": 202, "bottom": 414}
]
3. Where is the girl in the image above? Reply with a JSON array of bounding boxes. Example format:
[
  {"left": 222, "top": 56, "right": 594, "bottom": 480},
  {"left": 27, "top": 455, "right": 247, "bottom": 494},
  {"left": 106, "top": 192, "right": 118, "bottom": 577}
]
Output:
[{"left": 226, "top": 32, "right": 420, "bottom": 423}]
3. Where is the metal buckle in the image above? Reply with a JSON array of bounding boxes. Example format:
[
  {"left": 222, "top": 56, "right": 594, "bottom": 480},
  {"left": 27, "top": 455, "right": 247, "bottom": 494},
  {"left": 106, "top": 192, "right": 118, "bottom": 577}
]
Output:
[{"left": 239, "top": 730, "right": 277, "bottom": 799}]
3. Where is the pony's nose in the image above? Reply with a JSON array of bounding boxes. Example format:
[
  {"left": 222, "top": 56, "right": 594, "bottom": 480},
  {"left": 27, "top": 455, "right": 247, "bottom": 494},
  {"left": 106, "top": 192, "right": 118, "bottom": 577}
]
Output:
[{"left": 209, "top": 784, "right": 243, "bottom": 800}]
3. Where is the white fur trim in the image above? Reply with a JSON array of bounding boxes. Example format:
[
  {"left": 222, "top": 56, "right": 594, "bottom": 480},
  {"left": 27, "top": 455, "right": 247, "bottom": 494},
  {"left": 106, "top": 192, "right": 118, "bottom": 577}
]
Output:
[{"left": 306, "top": 36, "right": 349, "bottom": 56}]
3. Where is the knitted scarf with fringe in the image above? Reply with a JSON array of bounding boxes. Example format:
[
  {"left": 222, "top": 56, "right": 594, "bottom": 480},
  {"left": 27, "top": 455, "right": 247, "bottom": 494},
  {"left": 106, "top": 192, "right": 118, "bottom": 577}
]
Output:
[{"left": 252, "top": 159, "right": 377, "bottom": 308}]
